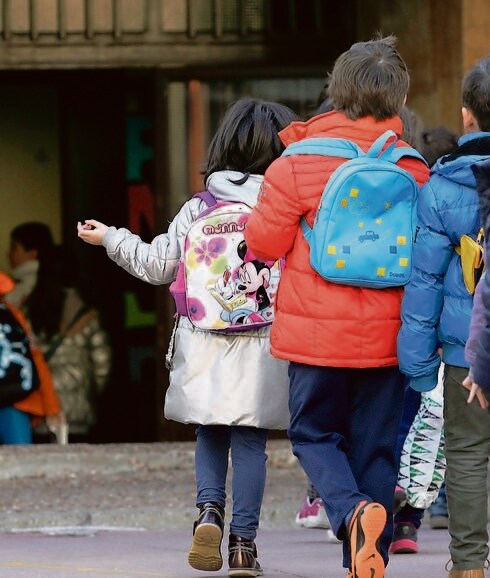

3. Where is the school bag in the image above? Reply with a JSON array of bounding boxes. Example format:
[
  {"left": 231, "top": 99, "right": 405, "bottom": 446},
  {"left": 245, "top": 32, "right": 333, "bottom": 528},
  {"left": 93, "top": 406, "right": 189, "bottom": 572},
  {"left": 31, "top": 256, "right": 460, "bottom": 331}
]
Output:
[
  {"left": 282, "top": 130, "right": 427, "bottom": 288},
  {"left": 169, "top": 191, "right": 282, "bottom": 332},
  {"left": 0, "top": 303, "right": 40, "bottom": 407}
]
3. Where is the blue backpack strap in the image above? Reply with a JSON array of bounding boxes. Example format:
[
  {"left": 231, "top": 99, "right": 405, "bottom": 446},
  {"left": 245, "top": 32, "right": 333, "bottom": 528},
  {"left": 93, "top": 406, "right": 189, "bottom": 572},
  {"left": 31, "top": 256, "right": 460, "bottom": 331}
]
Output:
[
  {"left": 369, "top": 130, "right": 427, "bottom": 164},
  {"left": 193, "top": 191, "right": 217, "bottom": 207},
  {"left": 284, "top": 132, "right": 426, "bottom": 165},
  {"left": 287, "top": 132, "right": 426, "bottom": 240},
  {"left": 386, "top": 146, "right": 427, "bottom": 164},
  {"left": 282, "top": 137, "right": 364, "bottom": 160},
  {"left": 285, "top": 138, "right": 364, "bottom": 241}
]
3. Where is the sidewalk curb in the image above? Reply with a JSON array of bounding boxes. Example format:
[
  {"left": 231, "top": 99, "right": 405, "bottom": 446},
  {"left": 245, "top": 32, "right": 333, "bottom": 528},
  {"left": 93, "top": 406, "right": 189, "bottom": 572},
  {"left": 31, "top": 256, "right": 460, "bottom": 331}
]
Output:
[{"left": 0, "top": 439, "right": 298, "bottom": 480}]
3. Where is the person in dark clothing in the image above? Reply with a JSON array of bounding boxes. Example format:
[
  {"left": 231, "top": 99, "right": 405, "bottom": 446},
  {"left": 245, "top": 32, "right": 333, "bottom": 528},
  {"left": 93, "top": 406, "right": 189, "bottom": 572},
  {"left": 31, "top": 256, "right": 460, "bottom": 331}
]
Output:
[{"left": 464, "top": 158, "right": 490, "bottom": 397}]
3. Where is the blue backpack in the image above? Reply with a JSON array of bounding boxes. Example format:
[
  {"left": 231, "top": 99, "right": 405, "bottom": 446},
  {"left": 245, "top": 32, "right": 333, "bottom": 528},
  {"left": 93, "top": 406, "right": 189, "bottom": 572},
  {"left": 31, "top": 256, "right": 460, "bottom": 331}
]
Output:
[{"left": 282, "top": 130, "right": 427, "bottom": 288}]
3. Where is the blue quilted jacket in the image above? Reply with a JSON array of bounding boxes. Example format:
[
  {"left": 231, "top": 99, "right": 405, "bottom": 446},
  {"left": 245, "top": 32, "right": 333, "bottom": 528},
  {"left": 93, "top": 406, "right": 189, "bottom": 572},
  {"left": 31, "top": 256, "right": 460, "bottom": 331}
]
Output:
[{"left": 398, "top": 132, "right": 490, "bottom": 391}]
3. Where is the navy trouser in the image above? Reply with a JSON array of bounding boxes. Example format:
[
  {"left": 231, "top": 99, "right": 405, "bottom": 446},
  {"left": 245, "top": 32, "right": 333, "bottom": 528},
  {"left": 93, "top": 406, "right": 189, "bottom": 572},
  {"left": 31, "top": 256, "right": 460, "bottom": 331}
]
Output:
[
  {"left": 288, "top": 363, "right": 404, "bottom": 569},
  {"left": 195, "top": 424, "right": 268, "bottom": 540}
]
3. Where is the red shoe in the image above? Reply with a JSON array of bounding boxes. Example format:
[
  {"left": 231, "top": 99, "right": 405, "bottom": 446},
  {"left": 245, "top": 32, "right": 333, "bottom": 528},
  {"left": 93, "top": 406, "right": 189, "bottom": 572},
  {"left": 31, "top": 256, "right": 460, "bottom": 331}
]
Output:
[
  {"left": 389, "top": 522, "right": 418, "bottom": 554},
  {"left": 348, "top": 501, "right": 386, "bottom": 578}
]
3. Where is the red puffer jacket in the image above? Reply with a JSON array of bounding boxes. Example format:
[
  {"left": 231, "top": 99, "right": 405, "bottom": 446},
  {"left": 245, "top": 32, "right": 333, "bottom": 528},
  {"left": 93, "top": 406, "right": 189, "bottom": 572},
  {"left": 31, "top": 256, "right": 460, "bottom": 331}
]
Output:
[{"left": 245, "top": 111, "right": 430, "bottom": 368}]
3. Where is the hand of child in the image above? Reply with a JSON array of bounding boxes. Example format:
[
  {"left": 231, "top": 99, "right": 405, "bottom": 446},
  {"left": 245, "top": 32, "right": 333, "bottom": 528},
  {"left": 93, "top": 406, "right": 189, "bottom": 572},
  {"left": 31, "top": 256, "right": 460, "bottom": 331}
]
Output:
[
  {"left": 77, "top": 219, "right": 108, "bottom": 245},
  {"left": 462, "top": 375, "right": 489, "bottom": 409}
]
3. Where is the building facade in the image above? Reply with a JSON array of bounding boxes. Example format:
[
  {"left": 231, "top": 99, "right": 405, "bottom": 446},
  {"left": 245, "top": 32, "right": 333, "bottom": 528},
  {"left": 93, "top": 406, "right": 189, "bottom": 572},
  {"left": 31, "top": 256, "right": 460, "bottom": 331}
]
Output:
[{"left": 0, "top": 0, "right": 488, "bottom": 441}]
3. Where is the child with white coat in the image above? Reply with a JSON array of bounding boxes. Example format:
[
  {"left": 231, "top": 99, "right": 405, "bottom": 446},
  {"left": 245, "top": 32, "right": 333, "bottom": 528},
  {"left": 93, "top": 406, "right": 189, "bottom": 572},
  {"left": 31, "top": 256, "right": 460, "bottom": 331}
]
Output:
[{"left": 77, "top": 97, "right": 298, "bottom": 577}]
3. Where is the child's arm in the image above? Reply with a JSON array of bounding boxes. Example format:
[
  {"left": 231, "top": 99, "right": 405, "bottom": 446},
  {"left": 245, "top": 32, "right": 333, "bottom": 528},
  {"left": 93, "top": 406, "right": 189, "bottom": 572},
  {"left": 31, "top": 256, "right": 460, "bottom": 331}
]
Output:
[
  {"left": 77, "top": 198, "right": 203, "bottom": 286},
  {"left": 246, "top": 157, "right": 303, "bottom": 261},
  {"left": 465, "top": 273, "right": 485, "bottom": 369},
  {"left": 77, "top": 219, "right": 108, "bottom": 245},
  {"left": 398, "top": 178, "right": 454, "bottom": 391}
]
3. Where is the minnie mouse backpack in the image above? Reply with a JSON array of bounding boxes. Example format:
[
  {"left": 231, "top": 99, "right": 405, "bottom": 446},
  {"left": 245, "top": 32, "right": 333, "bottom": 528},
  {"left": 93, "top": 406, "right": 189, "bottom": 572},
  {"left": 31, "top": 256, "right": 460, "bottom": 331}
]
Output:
[{"left": 169, "top": 192, "right": 282, "bottom": 332}]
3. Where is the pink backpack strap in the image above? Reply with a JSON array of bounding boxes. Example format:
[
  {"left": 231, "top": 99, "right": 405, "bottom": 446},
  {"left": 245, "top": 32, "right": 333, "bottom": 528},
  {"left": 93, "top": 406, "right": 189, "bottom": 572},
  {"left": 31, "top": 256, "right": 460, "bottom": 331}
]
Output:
[
  {"left": 168, "top": 191, "right": 217, "bottom": 318},
  {"left": 193, "top": 191, "right": 217, "bottom": 207}
]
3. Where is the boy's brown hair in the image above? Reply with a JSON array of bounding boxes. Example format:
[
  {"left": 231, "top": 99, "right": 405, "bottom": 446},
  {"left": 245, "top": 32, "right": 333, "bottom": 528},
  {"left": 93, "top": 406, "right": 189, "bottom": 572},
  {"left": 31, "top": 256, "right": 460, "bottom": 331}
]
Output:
[
  {"left": 462, "top": 56, "right": 490, "bottom": 132},
  {"left": 328, "top": 34, "right": 409, "bottom": 121}
]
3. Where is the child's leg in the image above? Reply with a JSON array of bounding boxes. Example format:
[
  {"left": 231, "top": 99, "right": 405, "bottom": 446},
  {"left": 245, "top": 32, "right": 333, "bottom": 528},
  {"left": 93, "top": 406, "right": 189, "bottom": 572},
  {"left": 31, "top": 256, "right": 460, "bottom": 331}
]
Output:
[
  {"left": 229, "top": 425, "right": 268, "bottom": 540},
  {"left": 195, "top": 424, "right": 231, "bottom": 507},
  {"left": 288, "top": 363, "right": 372, "bottom": 571},
  {"left": 395, "top": 382, "right": 421, "bottom": 465},
  {"left": 189, "top": 425, "right": 230, "bottom": 572},
  {"left": 348, "top": 366, "right": 405, "bottom": 565},
  {"left": 0, "top": 407, "right": 32, "bottom": 444},
  {"left": 288, "top": 364, "right": 358, "bottom": 527},
  {"left": 444, "top": 365, "right": 490, "bottom": 571}
]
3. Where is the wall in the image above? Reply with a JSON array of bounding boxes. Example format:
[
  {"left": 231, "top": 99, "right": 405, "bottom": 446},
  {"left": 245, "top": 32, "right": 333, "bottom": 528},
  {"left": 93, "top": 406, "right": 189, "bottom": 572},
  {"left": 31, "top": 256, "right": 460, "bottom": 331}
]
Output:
[
  {"left": 355, "top": 0, "right": 489, "bottom": 135},
  {"left": 0, "top": 85, "right": 61, "bottom": 272}
]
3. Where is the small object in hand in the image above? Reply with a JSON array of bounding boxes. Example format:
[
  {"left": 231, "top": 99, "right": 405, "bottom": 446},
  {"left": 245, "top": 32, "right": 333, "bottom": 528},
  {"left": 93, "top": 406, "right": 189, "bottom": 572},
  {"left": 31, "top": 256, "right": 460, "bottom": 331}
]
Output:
[{"left": 80, "top": 220, "right": 94, "bottom": 230}]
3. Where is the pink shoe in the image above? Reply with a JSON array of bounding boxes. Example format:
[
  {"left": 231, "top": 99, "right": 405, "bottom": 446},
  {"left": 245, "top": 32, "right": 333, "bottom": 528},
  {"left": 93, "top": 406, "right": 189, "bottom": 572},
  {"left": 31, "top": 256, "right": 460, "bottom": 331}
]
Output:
[
  {"left": 295, "top": 496, "right": 330, "bottom": 529},
  {"left": 389, "top": 522, "right": 419, "bottom": 554}
]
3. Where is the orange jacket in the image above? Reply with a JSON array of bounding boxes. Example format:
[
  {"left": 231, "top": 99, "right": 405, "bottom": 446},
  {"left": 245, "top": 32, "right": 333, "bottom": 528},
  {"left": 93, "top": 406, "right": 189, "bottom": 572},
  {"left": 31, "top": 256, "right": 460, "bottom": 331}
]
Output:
[
  {"left": 245, "top": 111, "right": 430, "bottom": 368},
  {"left": 1, "top": 298, "right": 61, "bottom": 421}
]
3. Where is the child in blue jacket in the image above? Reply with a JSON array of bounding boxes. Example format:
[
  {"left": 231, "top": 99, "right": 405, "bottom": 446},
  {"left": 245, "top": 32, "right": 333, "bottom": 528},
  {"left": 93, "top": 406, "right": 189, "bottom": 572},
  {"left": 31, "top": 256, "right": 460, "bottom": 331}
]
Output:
[{"left": 398, "top": 56, "right": 490, "bottom": 578}]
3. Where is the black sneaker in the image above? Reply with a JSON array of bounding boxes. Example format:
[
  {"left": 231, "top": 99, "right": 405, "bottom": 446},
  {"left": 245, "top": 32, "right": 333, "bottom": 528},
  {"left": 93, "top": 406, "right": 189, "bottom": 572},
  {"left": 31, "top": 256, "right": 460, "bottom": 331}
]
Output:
[{"left": 393, "top": 485, "right": 407, "bottom": 514}]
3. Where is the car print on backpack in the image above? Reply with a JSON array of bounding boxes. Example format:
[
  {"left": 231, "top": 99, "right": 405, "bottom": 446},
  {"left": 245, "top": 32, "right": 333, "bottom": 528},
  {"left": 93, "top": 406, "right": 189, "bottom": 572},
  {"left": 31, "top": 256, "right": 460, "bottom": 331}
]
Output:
[{"left": 358, "top": 230, "right": 379, "bottom": 243}]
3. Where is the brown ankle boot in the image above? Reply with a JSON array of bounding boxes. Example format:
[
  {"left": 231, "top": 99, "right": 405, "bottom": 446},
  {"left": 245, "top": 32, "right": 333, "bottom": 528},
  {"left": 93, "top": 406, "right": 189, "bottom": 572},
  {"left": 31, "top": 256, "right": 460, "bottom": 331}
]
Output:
[
  {"left": 228, "top": 534, "right": 263, "bottom": 577},
  {"left": 449, "top": 569, "right": 485, "bottom": 578},
  {"left": 188, "top": 502, "right": 225, "bottom": 571}
]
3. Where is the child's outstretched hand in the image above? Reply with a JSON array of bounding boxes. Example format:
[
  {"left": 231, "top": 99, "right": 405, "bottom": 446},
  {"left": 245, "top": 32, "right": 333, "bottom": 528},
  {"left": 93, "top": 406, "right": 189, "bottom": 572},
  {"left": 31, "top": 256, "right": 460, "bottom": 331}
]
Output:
[{"left": 77, "top": 219, "right": 108, "bottom": 245}]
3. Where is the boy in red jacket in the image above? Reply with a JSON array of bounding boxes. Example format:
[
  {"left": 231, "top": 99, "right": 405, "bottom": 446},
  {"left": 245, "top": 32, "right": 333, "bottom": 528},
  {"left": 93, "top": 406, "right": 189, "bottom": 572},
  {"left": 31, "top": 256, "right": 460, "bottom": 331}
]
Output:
[{"left": 245, "top": 35, "right": 429, "bottom": 578}]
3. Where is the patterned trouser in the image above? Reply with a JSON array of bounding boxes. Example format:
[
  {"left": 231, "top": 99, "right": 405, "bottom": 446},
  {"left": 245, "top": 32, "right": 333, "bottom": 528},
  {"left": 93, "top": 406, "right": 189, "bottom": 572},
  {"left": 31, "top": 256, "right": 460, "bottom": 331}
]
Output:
[{"left": 398, "top": 363, "right": 445, "bottom": 508}]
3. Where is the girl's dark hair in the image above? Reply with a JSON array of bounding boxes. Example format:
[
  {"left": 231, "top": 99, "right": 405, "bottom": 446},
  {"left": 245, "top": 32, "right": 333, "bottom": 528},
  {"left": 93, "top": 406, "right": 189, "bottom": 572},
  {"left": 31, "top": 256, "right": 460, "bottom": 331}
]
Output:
[
  {"left": 203, "top": 97, "right": 298, "bottom": 184},
  {"left": 462, "top": 56, "right": 490, "bottom": 132}
]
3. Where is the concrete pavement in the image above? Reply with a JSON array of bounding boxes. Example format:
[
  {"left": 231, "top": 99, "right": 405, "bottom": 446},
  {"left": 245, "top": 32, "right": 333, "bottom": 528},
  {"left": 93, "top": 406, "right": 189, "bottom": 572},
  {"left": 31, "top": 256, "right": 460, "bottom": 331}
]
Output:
[
  {"left": 0, "top": 526, "right": 451, "bottom": 578},
  {"left": 0, "top": 440, "right": 455, "bottom": 577}
]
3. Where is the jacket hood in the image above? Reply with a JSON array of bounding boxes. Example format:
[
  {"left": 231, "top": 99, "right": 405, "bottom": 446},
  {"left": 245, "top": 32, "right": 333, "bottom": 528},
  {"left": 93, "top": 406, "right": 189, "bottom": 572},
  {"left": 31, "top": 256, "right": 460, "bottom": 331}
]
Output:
[
  {"left": 205, "top": 170, "right": 263, "bottom": 206},
  {"left": 431, "top": 133, "right": 490, "bottom": 188}
]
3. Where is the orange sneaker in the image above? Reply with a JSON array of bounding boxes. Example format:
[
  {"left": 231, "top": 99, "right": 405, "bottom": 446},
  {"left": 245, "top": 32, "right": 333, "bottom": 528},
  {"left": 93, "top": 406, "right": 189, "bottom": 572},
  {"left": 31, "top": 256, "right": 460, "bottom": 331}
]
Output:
[{"left": 348, "top": 501, "right": 386, "bottom": 578}]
